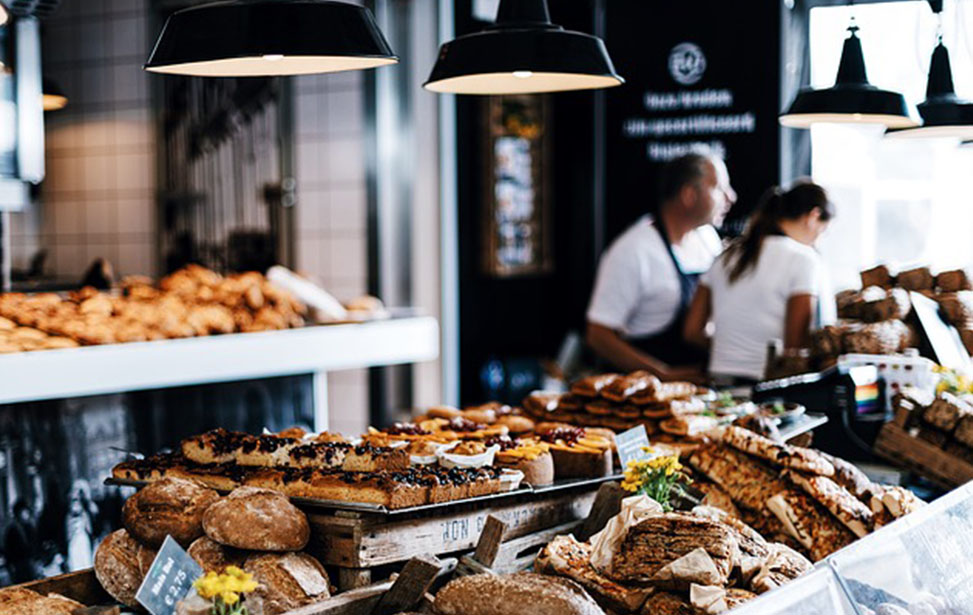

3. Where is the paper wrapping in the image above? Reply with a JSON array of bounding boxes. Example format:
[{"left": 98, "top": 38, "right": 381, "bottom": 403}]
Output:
[
  {"left": 651, "top": 547, "right": 723, "bottom": 587},
  {"left": 690, "top": 584, "right": 729, "bottom": 614},
  {"left": 588, "top": 494, "right": 663, "bottom": 573}
]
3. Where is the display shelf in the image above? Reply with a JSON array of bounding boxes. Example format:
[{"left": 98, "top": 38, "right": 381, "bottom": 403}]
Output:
[
  {"left": 0, "top": 316, "right": 439, "bottom": 412},
  {"left": 730, "top": 567, "right": 858, "bottom": 615}
]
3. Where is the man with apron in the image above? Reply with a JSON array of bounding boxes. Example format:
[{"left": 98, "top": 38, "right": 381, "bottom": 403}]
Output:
[{"left": 586, "top": 153, "right": 736, "bottom": 381}]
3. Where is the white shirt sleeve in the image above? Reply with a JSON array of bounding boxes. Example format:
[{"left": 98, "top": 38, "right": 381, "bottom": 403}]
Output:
[
  {"left": 787, "top": 249, "right": 822, "bottom": 297},
  {"left": 586, "top": 242, "right": 645, "bottom": 332}
]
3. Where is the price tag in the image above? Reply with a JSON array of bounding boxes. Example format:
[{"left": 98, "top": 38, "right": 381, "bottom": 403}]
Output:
[
  {"left": 135, "top": 536, "right": 204, "bottom": 615},
  {"left": 614, "top": 425, "right": 652, "bottom": 470}
]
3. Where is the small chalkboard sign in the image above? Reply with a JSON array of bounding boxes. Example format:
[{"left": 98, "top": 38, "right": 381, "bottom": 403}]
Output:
[
  {"left": 615, "top": 425, "right": 652, "bottom": 471},
  {"left": 911, "top": 291, "right": 972, "bottom": 373},
  {"left": 136, "top": 536, "right": 204, "bottom": 615}
]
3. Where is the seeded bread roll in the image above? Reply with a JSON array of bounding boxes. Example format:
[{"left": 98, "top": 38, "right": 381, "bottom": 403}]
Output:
[
  {"left": 94, "top": 529, "right": 155, "bottom": 608},
  {"left": 244, "top": 552, "right": 331, "bottom": 615},
  {"left": 434, "top": 573, "right": 605, "bottom": 615},
  {"left": 188, "top": 536, "right": 249, "bottom": 573},
  {"left": 203, "top": 486, "right": 310, "bottom": 551},
  {"left": 123, "top": 477, "right": 221, "bottom": 548}
]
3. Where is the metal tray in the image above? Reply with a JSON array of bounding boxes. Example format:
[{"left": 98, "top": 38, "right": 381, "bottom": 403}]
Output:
[{"left": 105, "top": 473, "right": 621, "bottom": 517}]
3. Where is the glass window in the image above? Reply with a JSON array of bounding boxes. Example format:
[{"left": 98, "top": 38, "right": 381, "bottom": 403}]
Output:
[{"left": 809, "top": 1, "right": 973, "bottom": 291}]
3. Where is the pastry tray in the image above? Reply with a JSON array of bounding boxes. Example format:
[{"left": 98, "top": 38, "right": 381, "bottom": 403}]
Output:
[{"left": 104, "top": 473, "right": 622, "bottom": 517}]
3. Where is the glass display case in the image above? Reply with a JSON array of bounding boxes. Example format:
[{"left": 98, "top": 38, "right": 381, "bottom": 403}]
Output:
[{"left": 732, "top": 481, "right": 973, "bottom": 614}]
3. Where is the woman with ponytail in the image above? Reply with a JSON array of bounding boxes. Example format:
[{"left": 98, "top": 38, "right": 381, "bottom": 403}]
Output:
[{"left": 683, "top": 180, "right": 836, "bottom": 382}]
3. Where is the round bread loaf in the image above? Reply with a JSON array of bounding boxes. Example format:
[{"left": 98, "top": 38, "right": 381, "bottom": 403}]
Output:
[
  {"left": 494, "top": 415, "right": 535, "bottom": 435},
  {"left": 428, "top": 405, "right": 462, "bottom": 420},
  {"left": 244, "top": 552, "right": 331, "bottom": 615},
  {"left": 123, "top": 477, "right": 221, "bottom": 547},
  {"left": 188, "top": 536, "right": 248, "bottom": 573},
  {"left": 434, "top": 573, "right": 604, "bottom": 615},
  {"left": 203, "top": 486, "right": 309, "bottom": 551},
  {"left": 94, "top": 529, "right": 152, "bottom": 607}
]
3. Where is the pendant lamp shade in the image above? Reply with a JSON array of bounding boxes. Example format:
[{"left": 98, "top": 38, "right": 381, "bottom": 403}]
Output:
[
  {"left": 145, "top": 0, "right": 397, "bottom": 77},
  {"left": 42, "top": 77, "right": 67, "bottom": 111},
  {"left": 780, "top": 24, "right": 915, "bottom": 129},
  {"left": 424, "top": 0, "right": 623, "bottom": 95},
  {"left": 886, "top": 41, "right": 973, "bottom": 139}
]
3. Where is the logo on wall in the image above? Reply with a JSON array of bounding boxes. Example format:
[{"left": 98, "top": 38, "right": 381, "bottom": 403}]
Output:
[{"left": 668, "top": 42, "right": 707, "bottom": 85}]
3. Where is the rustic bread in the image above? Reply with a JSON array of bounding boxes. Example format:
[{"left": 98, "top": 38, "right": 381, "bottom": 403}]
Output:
[
  {"left": 434, "top": 573, "right": 605, "bottom": 615},
  {"left": 784, "top": 471, "right": 873, "bottom": 538},
  {"left": 123, "top": 477, "right": 221, "bottom": 547},
  {"left": 203, "top": 486, "right": 309, "bottom": 551},
  {"left": 722, "top": 425, "right": 835, "bottom": 476},
  {"left": 749, "top": 543, "right": 813, "bottom": 594},
  {"left": 639, "top": 592, "right": 699, "bottom": 615},
  {"left": 766, "top": 490, "right": 856, "bottom": 562},
  {"left": 94, "top": 529, "right": 153, "bottom": 607},
  {"left": 937, "top": 269, "right": 972, "bottom": 292},
  {"left": 0, "top": 587, "right": 85, "bottom": 615},
  {"left": 860, "top": 265, "right": 894, "bottom": 290},
  {"left": 897, "top": 267, "right": 934, "bottom": 291},
  {"left": 188, "top": 536, "right": 249, "bottom": 573},
  {"left": 244, "top": 552, "right": 331, "bottom": 615}
]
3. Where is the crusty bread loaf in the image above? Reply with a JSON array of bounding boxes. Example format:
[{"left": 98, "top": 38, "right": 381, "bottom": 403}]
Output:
[
  {"left": 188, "top": 536, "right": 248, "bottom": 573},
  {"left": 434, "top": 573, "right": 605, "bottom": 615},
  {"left": 123, "top": 477, "right": 221, "bottom": 547},
  {"left": 897, "top": 267, "right": 934, "bottom": 291},
  {"left": 860, "top": 265, "right": 894, "bottom": 290},
  {"left": 94, "top": 529, "right": 152, "bottom": 607},
  {"left": 0, "top": 587, "right": 85, "bottom": 615},
  {"left": 244, "top": 552, "right": 331, "bottom": 615},
  {"left": 203, "top": 486, "right": 309, "bottom": 551}
]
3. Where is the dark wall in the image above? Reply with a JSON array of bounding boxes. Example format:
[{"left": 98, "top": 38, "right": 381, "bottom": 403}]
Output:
[
  {"left": 454, "top": 1, "right": 783, "bottom": 403},
  {"left": 603, "top": 0, "right": 783, "bottom": 239},
  {"left": 455, "top": 0, "right": 600, "bottom": 404}
]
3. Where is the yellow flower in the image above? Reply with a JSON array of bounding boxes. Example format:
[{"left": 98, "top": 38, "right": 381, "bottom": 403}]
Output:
[
  {"left": 221, "top": 591, "right": 240, "bottom": 606},
  {"left": 225, "top": 566, "right": 246, "bottom": 578}
]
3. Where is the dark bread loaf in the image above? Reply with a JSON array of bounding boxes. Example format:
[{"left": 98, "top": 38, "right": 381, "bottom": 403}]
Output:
[
  {"left": 860, "top": 265, "right": 894, "bottom": 290},
  {"left": 203, "top": 486, "right": 309, "bottom": 551},
  {"left": 0, "top": 587, "right": 85, "bottom": 615},
  {"left": 434, "top": 573, "right": 605, "bottom": 615},
  {"left": 188, "top": 536, "right": 249, "bottom": 573},
  {"left": 123, "top": 477, "right": 221, "bottom": 547},
  {"left": 94, "top": 529, "right": 156, "bottom": 607},
  {"left": 244, "top": 552, "right": 331, "bottom": 615}
]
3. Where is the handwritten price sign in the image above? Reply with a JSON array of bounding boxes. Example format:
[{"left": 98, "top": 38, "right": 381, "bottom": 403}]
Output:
[{"left": 136, "top": 536, "right": 204, "bottom": 615}]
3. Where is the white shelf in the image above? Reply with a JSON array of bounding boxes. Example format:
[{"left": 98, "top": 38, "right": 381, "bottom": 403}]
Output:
[{"left": 0, "top": 316, "right": 439, "bottom": 405}]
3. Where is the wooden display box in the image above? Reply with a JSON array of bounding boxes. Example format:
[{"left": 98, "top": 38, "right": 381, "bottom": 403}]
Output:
[
  {"left": 874, "top": 423, "right": 973, "bottom": 489},
  {"left": 307, "top": 487, "right": 597, "bottom": 589}
]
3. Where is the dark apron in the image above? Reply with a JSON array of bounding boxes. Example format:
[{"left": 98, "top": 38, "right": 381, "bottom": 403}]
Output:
[{"left": 628, "top": 222, "right": 709, "bottom": 366}]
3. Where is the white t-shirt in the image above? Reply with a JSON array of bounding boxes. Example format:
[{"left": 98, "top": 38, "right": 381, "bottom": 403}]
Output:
[
  {"left": 587, "top": 216, "right": 723, "bottom": 338},
  {"left": 701, "top": 235, "right": 836, "bottom": 380}
]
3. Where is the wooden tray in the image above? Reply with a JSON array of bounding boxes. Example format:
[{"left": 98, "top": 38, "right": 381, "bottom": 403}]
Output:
[{"left": 874, "top": 423, "right": 973, "bottom": 489}]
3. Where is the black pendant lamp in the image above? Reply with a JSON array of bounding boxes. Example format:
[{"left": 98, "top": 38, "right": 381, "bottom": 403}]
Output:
[
  {"left": 42, "top": 77, "right": 67, "bottom": 111},
  {"left": 424, "top": 0, "right": 623, "bottom": 95},
  {"left": 780, "top": 21, "right": 914, "bottom": 129},
  {"left": 144, "top": 0, "right": 397, "bottom": 77}
]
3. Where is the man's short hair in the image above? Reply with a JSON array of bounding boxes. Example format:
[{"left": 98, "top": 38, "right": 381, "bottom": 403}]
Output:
[{"left": 658, "top": 153, "right": 715, "bottom": 203}]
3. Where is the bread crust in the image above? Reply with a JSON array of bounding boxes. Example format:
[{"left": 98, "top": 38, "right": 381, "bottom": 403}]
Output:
[
  {"left": 244, "top": 552, "right": 331, "bottom": 615},
  {"left": 434, "top": 573, "right": 604, "bottom": 615},
  {"left": 188, "top": 536, "right": 249, "bottom": 573},
  {"left": 93, "top": 529, "right": 146, "bottom": 607},
  {"left": 203, "top": 486, "right": 310, "bottom": 551},
  {"left": 123, "top": 477, "right": 221, "bottom": 547}
]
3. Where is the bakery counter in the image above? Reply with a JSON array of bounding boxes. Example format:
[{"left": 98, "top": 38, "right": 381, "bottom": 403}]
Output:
[{"left": 0, "top": 315, "right": 439, "bottom": 428}]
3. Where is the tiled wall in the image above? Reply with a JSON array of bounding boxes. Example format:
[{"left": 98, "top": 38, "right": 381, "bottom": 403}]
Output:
[
  {"left": 291, "top": 70, "right": 372, "bottom": 435},
  {"left": 11, "top": 0, "right": 156, "bottom": 278}
]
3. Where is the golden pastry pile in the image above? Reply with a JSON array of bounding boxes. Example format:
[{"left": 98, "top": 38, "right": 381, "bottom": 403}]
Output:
[{"left": 0, "top": 265, "right": 305, "bottom": 353}]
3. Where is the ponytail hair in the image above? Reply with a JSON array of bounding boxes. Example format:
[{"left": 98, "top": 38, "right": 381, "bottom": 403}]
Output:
[{"left": 723, "top": 180, "right": 834, "bottom": 283}]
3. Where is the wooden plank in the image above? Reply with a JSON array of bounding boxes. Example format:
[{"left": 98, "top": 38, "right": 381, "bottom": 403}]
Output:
[
  {"left": 15, "top": 569, "right": 113, "bottom": 606},
  {"left": 874, "top": 423, "right": 973, "bottom": 489},
  {"left": 337, "top": 568, "right": 374, "bottom": 592},
  {"left": 576, "top": 482, "right": 625, "bottom": 542},
  {"left": 370, "top": 555, "right": 443, "bottom": 615},
  {"left": 309, "top": 489, "right": 597, "bottom": 568},
  {"left": 472, "top": 516, "right": 508, "bottom": 567},
  {"left": 489, "top": 521, "right": 582, "bottom": 574}
]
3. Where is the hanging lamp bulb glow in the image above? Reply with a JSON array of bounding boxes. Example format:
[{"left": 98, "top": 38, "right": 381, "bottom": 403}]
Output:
[
  {"left": 42, "top": 78, "right": 67, "bottom": 111},
  {"left": 144, "top": 0, "right": 398, "bottom": 77},
  {"left": 780, "top": 20, "right": 915, "bottom": 129},
  {"left": 424, "top": 0, "right": 623, "bottom": 95}
]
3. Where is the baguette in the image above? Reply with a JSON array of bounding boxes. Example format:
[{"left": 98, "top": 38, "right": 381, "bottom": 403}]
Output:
[{"left": 722, "top": 426, "right": 834, "bottom": 476}]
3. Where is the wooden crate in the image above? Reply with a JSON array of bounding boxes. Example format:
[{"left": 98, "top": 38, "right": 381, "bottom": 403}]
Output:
[
  {"left": 874, "top": 423, "right": 973, "bottom": 489},
  {"left": 306, "top": 488, "right": 597, "bottom": 571},
  {"left": 13, "top": 569, "right": 112, "bottom": 606}
]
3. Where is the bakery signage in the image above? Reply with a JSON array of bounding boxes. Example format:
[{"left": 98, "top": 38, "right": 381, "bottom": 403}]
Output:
[
  {"left": 615, "top": 425, "right": 652, "bottom": 470},
  {"left": 604, "top": 1, "right": 780, "bottom": 238},
  {"left": 136, "top": 536, "right": 204, "bottom": 615}
]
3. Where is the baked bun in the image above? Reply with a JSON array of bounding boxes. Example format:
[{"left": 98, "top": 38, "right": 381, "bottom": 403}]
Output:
[
  {"left": 188, "top": 536, "right": 249, "bottom": 573},
  {"left": 244, "top": 552, "right": 331, "bottom": 615},
  {"left": 94, "top": 529, "right": 154, "bottom": 607},
  {"left": 428, "top": 405, "right": 462, "bottom": 420},
  {"left": 460, "top": 408, "right": 497, "bottom": 425},
  {"left": 123, "top": 477, "right": 221, "bottom": 547},
  {"left": 203, "top": 486, "right": 310, "bottom": 551},
  {"left": 495, "top": 415, "right": 535, "bottom": 434},
  {"left": 434, "top": 572, "right": 604, "bottom": 615}
]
